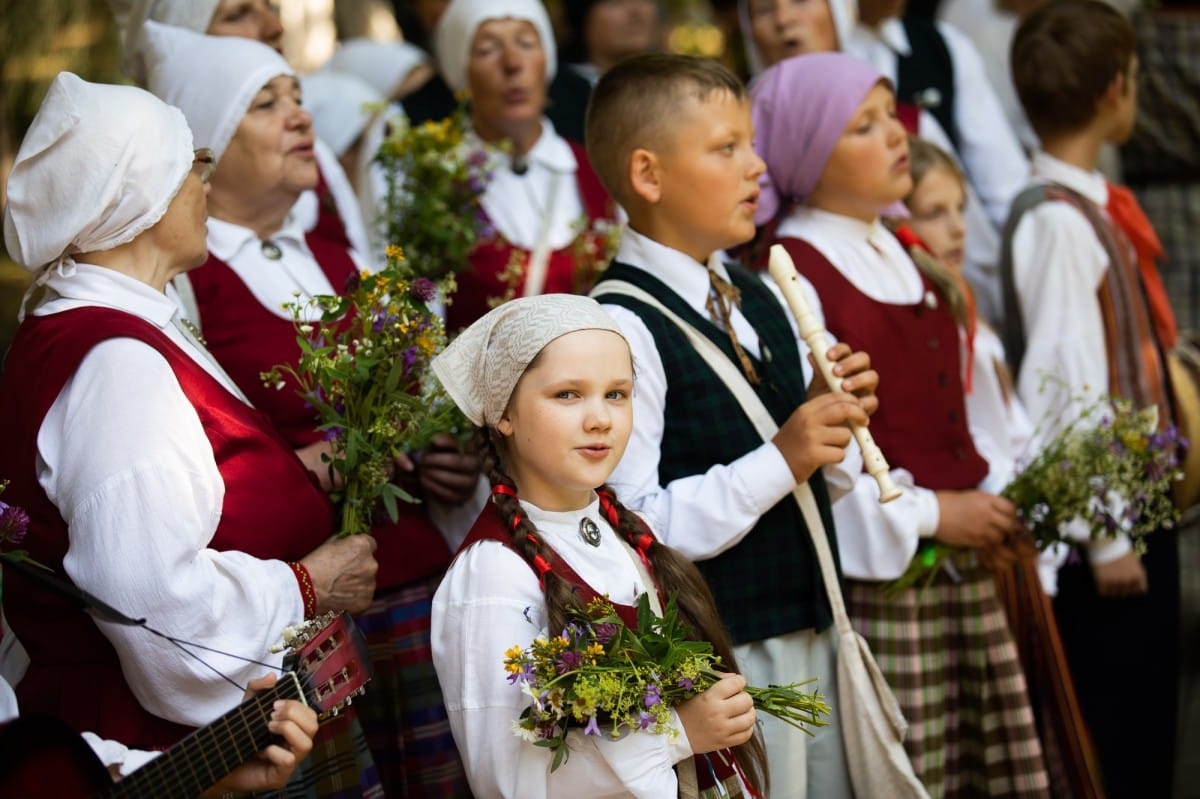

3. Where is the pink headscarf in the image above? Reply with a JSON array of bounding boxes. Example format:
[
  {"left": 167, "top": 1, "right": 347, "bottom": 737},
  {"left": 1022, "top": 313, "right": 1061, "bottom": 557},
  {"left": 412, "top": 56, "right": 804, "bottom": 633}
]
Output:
[{"left": 750, "top": 52, "right": 890, "bottom": 225}]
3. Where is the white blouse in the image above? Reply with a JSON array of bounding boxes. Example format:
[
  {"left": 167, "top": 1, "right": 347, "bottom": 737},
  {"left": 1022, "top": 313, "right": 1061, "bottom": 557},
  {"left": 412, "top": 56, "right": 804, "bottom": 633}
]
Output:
[
  {"left": 32, "top": 264, "right": 302, "bottom": 726},
  {"left": 431, "top": 496, "right": 696, "bottom": 798}
]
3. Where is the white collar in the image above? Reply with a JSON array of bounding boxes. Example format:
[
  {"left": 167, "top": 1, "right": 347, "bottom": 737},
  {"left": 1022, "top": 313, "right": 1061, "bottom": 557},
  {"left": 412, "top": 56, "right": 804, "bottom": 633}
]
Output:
[
  {"left": 205, "top": 213, "right": 310, "bottom": 263},
  {"left": 615, "top": 227, "right": 733, "bottom": 312},
  {"left": 851, "top": 17, "right": 911, "bottom": 56},
  {"left": 37, "top": 262, "right": 179, "bottom": 330},
  {"left": 1031, "top": 151, "right": 1108, "bottom": 206},
  {"left": 779, "top": 205, "right": 891, "bottom": 244},
  {"left": 467, "top": 117, "right": 578, "bottom": 176}
]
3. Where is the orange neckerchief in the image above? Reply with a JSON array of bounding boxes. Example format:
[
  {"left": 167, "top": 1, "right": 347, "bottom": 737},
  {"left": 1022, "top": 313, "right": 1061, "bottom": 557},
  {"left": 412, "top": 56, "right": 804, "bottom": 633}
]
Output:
[{"left": 1106, "top": 182, "right": 1178, "bottom": 349}]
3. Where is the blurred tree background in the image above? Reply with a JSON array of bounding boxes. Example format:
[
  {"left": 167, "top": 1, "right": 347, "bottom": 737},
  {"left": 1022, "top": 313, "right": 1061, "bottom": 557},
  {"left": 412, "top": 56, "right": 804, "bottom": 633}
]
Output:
[{"left": 0, "top": 0, "right": 737, "bottom": 354}]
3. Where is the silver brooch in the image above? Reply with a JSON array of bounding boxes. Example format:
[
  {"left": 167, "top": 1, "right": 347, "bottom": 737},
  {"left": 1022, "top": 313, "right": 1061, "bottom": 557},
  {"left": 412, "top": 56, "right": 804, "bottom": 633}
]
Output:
[
  {"left": 261, "top": 240, "right": 283, "bottom": 260},
  {"left": 578, "top": 517, "right": 602, "bottom": 547}
]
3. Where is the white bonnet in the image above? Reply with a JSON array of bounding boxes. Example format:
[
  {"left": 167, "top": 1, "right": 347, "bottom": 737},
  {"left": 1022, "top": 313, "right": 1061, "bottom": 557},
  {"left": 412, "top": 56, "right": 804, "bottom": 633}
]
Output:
[
  {"left": 329, "top": 38, "right": 430, "bottom": 99},
  {"left": 433, "top": 0, "right": 557, "bottom": 94},
  {"left": 431, "top": 295, "right": 626, "bottom": 427},
  {"left": 3, "top": 72, "right": 193, "bottom": 273},
  {"left": 107, "top": 0, "right": 222, "bottom": 85},
  {"left": 300, "top": 70, "right": 382, "bottom": 157},
  {"left": 141, "top": 20, "right": 294, "bottom": 162}
]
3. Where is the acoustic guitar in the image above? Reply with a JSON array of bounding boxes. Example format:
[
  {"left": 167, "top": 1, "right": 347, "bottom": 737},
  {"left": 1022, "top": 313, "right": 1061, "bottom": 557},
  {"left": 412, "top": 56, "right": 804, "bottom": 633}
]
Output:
[{"left": 0, "top": 611, "right": 370, "bottom": 798}]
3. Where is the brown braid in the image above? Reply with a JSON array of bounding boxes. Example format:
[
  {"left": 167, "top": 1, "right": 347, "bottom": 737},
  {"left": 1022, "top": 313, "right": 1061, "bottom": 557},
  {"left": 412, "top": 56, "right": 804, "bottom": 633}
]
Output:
[
  {"left": 596, "top": 485, "right": 769, "bottom": 796},
  {"left": 474, "top": 427, "right": 587, "bottom": 632}
]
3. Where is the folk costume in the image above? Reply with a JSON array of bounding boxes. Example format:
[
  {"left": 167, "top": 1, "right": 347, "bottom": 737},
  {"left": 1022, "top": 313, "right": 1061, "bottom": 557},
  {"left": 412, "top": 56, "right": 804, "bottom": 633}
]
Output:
[
  {"left": 752, "top": 53, "right": 1050, "bottom": 798},
  {"left": 142, "top": 24, "right": 464, "bottom": 797},
  {"left": 1000, "top": 150, "right": 1182, "bottom": 799},
  {"left": 594, "top": 227, "right": 858, "bottom": 799},
  {"left": 429, "top": 295, "right": 756, "bottom": 798},
  {"left": 0, "top": 74, "right": 324, "bottom": 749}
]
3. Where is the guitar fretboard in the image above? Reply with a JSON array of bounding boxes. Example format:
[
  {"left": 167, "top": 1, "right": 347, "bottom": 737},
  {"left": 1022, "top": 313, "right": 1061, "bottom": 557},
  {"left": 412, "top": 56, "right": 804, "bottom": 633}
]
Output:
[{"left": 102, "top": 674, "right": 304, "bottom": 799}]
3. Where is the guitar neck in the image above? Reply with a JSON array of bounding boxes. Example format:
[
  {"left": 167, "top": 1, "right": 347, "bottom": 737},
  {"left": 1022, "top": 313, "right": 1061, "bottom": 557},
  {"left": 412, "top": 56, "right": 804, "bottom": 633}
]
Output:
[{"left": 102, "top": 674, "right": 304, "bottom": 799}]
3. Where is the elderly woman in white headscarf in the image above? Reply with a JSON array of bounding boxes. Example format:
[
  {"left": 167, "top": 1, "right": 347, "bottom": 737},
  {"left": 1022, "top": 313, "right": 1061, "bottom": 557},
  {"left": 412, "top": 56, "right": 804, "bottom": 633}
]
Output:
[
  {"left": 363, "top": 0, "right": 619, "bottom": 333},
  {"left": 107, "top": 0, "right": 374, "bottom": 263},
  {"left": 0, "top": 73, "right": 376, "bottom": 755},
  {"left": 141, "top": 22, "right": 472, "bottom": 795}
]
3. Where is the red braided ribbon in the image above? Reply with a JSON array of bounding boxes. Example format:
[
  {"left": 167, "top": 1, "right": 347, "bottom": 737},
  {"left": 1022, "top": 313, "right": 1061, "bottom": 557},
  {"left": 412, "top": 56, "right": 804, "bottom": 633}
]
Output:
[{"left": 492, "top": 484, "right": 518, "bottom": 499}]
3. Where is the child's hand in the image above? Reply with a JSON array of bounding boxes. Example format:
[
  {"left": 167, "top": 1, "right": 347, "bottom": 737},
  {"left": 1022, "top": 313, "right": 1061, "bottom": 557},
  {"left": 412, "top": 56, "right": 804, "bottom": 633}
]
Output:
[
  {"left": 1091, "top": 551, "right": 1148, "bottom": 598},
  {"left": 677, "top": 672, "right": 756, "bottom": 755},
  {"left": 934, "top": 490, "right": 1020, "bottom": 550},
  {"left": 807, "top": 343, "right": 880, "bottom": 417},
  {"left": 772, "top": 393, "right": 870, "bottom": 483}
]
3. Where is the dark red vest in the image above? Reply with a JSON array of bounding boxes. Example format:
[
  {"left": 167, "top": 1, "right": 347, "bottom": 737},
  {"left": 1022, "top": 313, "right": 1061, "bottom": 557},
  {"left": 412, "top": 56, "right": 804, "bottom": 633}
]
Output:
[
  {"left": 446, "top": 141, "right": 615, "bottom": 332},
  {"left": 189, "top": 237, "right": 450, "bottom": 589},
  {"left": 0, "top": 308, "right": 333, "bottom": 749},
  {"left": 780, "top": 236, "right": 989, "bottom": 490}
]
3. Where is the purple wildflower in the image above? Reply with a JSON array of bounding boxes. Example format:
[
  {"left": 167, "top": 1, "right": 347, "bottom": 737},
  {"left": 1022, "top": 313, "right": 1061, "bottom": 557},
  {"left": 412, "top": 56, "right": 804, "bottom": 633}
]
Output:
[
  {"left": 556, "top": 650, "right": 583, "bottom": 675},
  {"left": 0, "top": 503, "right": 29, "bottom": 546},
  {"left": 677, "top": 676, "right": 695, "bottom": 691},
  {"left": 507, "top": 661, "right": 534, "bottom": 685},
  {"left": 638, "top": 712, "right": 655, "bottom": 730},
  {"left": 402, "top": 345, "right": 420, "bottom": 373},
  {"left": 644, "top": 684, "right": 663, "bottom": 709},
  {"left": 410, "top": 277, "right": 437, "bottom": 303},
  {"left": 592, "top": 622, "right": 619, "bottom": 645},
  {"left": 583, "top": 716, "right": 601, "bottom": 736}
]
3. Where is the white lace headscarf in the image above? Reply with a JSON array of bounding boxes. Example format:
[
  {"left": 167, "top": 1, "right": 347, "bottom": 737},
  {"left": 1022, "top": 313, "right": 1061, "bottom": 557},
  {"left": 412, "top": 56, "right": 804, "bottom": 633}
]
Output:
[
  {"left": 432, "top": 295, "right": 625, "bottom": 427},
  {"left": 3, "top": 72, "right": 193, "bottom": 315},
  {"left": 140, "top": 20, "right": 294, "bottom": 163}
]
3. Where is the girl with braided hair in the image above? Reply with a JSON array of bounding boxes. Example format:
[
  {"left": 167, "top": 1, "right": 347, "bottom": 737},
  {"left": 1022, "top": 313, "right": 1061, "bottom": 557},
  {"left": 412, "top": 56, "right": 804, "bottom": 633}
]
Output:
[{"left": 430, "top": 294, "right": 767, "bottom": 798}]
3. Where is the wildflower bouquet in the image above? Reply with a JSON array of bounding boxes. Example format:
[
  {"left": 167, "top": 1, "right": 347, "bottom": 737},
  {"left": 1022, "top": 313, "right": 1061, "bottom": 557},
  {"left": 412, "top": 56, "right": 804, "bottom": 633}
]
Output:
[
  {"left": 489, "top": 214, "right": 624, "bottom": 311},
  {"left": 374, "top": 105, "right": 494, "bottom": 280},
  {"left": 885, "top": 395, "right": 1185, "bottom": 593},
  {"left": 504, "top": 593, "right": 830, "bottom": 771},
  {"left": 0, "top": 481, "right": 47, "bottom": 600},
  {"left": 263, "top": 247, "right": 468, "bottom": 538}
]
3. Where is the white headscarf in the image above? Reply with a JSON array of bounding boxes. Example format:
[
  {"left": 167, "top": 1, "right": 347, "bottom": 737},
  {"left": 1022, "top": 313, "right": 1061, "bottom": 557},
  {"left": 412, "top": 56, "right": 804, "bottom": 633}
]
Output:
[
  {"left": 432, "top": 295, "right": 625, "bottom": 427},
  {"left": 300, "top": 70, "right": 382, "bottom": 157},
  {"left": 738, "top": 0, "right": 858, "bottom": 77},
  {"left": 3, "top": 72, "right": 193, "bottom": 277},
  {"left": 329, "top": 38, "right": 429, "bottom": 99},
  {"left": 141, "top": 20, "right": 293, "bottom": 163},
  {"left": 107, "top": 0, "right": 222, "bottom": 84},
  {"left": 433, "top": 0, "right": 557, "bottom": 94}
]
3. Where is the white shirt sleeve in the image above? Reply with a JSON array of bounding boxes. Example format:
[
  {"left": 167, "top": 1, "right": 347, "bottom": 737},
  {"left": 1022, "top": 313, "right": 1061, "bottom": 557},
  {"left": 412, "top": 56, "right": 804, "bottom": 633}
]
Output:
[
  {"left": 939, "top": 22, "right": 1030, "bottom": 230},
  {"left": 600, "top": 305, "right": 801, "bottom": 561},
  {"left": 431, "top": 542, "right": 689, "bottom": 798},
  {"left": 40, "top": 339, "right": 303, "bottom": 726},
  {"left": 1011, "top": 201, "right": 1132, "bottom": 565}
]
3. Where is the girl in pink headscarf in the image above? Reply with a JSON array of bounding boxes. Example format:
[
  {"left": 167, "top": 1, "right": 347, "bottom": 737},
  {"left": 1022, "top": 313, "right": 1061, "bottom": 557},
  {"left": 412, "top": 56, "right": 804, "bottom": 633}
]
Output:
[{"left": 750, "top": 52, "right": 1050, "bottom": 798}]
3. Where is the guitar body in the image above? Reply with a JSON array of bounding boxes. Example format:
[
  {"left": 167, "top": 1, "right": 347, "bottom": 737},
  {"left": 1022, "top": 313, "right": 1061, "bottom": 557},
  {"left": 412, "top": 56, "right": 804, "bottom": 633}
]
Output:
[{"left": 0, "top": 714, "right": 113, "bottom": 798}]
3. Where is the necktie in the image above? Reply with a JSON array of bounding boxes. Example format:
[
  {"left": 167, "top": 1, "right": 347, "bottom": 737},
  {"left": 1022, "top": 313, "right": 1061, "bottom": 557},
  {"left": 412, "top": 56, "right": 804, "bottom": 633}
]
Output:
[
  {"left": 1106, "top": 182, "right": 1178, "bottom": 349},
  {"left": 705, "top": 268, "right": 761, "bottom": 386}
]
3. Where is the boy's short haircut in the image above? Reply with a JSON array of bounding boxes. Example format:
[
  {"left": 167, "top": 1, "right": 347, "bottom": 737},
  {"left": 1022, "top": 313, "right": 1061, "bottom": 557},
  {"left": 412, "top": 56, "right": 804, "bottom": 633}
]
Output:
[
  {"left": 1011, "top": 0, "right": 1135, "bottom": 140},
  {"left": 585, "top": 53, "right": 746, "bottom": 205}
]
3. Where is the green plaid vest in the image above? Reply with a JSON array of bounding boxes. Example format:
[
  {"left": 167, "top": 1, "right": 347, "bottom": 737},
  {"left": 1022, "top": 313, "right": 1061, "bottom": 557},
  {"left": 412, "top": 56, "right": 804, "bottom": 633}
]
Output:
[{"left": 595, "top": 261, "right": 838, "bottom": 644}]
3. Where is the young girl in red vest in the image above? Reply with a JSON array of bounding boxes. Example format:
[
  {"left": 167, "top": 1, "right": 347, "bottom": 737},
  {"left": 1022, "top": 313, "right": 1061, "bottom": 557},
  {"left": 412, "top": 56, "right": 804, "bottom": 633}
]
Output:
[
  {"left": 429, "top": 294, "right": 767, "bottom": 798},
  {"left": 750, "top": 52, "right": 1050, "bottom": 797}
]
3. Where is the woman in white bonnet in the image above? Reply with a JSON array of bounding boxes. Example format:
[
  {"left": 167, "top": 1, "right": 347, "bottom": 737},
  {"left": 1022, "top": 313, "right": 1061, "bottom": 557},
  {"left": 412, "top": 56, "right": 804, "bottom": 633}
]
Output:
[
  {"left": 107, "top": 0, "right": 373, "bottom": 262},
  {"left": 363, "top": 0, "right": 620, "bottom": 333},
  {"left": 0, "top": 71, "right": 375, "bottom": 770},
  {"left": 141, "top": 22, "right": 473, "bottom": 797}
]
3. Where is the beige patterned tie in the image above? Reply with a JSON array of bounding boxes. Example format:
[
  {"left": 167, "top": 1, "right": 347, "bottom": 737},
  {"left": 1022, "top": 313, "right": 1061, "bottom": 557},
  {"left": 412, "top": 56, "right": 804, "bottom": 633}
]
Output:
[{"left": 705, "top": 269, "right": 760, "bottom": 387}]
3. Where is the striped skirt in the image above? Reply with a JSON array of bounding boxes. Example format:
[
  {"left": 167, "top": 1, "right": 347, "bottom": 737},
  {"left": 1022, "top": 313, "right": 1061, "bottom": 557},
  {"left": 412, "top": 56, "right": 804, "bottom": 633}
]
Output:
[
  {"left": 353, "top": 576, "right": 471, "bottom": 798},
  {"left": 253, "top": 711, "right": 385, "bottom": 799},
  {"left": 846, "top": 554, "right": 1050, "bottom": 798}
]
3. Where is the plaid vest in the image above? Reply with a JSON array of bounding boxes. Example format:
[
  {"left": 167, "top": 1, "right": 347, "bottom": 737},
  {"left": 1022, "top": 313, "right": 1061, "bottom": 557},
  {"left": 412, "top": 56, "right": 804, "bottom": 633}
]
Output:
[{"left": 594, "top": 261, "right": 837, "bottom": 644}]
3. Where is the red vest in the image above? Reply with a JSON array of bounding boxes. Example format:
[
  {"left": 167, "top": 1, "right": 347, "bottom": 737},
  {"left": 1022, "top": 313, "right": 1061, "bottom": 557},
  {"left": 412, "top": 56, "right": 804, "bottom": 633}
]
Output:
[
  {"left": 189, "top": 239, "right": 450, "bottom": 589},
  {"left": 0, "top": 308, "right": 333, "bottom": 748},
  {"left": 780, "top": 237, "right": 989, "bottom": 490},
  {"left": 446, "top": 141, "right": 615, "bottom": 332}
]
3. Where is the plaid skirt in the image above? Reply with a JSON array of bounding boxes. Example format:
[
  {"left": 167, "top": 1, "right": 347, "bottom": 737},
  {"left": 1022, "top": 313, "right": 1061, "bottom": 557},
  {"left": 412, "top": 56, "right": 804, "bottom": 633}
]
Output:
[
  {"left": 846, "top": 554, "right": 1050, "bottom": 798},
  {"left": 243, "top": 711, "right": 384, "bottom": 799},
  {"left": 353, "top": 576, "right": 471, "bottom": 798}
]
